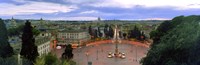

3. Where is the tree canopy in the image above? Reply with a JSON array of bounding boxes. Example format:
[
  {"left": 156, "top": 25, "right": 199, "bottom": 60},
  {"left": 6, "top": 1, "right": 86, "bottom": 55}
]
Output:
[
  {"left": 141, "top": 15, "right": 200, "bottom": 65},
  {"left": 128, "top": 25, "right": 146, "bottom": 41},
  {"left": 20, "top": 20, "right": 38, "bottom": 64},
  {"left": 62, "top": 44, "right": 74, "bottom": 60},
  {"left": 0, "top": 18, "right": 13, "bottom": 58},
  {"left": 7, "top": 24, "right": 24, "bottom": 36}
]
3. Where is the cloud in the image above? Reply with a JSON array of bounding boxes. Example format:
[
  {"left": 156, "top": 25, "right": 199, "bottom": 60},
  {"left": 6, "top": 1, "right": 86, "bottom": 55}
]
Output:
[
  {"left": 142, "top": 18, "right": 171, "bottom": 20},
  {"left": 12, "top": 0, "right": 26, "bottom": 3},
  {"left": 89, "top": 0, "right": 200, "bottom": 10},
  {"left": 48, "top": 16, "right": 98, "bottom": 21},
  {"left": 62, "top": 0, "right": 101, "bottom": 5},
  {"left": 80, "top": 10, "right": 99, "bottom": 14},
  {"left": 1, "top": 0, "right": 200, "bottom": 20},
  {"left": 118, "top": 17, "right": 171, "bottom": 20},
  {"left": 0, "top": 1, "right": 77, "bottom": 16}
]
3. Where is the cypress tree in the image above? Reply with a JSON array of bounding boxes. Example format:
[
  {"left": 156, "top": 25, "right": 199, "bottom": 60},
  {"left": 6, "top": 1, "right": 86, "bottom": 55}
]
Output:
[
  {"left": 108, "top": 26, "right": 114, "bottom": 38},
  {"left": 20, "top": 20, "right": 38, "bottom": 63},
  {"left": 104, "top": 24, "right": 109, "bottom": 38},
  {"left": 98, "top": 27, "right": 102, "bottom": 37},
  {"left": 88, "top": 25, "right": 92, "bottom": 36},
  {"left": 94, "top": 29, "right": 98, "bottom": 38},
  {"left": 0, "top": 18, "right": 13, "bottom": 58}
]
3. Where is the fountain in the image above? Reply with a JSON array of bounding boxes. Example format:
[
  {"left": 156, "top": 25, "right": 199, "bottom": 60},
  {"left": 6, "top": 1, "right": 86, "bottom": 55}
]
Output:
[{"left": 107, "top": 25, "right": 125, "bottom": 59}]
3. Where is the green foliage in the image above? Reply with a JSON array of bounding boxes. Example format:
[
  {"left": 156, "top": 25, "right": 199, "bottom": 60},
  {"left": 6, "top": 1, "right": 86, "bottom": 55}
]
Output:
[
  {"left": 62, "top": 44, "right": 74, "bottom": 60},
  {"left": 104, "top": 24, "right": 109, "bottom": 38},
  {"left": 34, "top": 57, "right": 45, "bottom": 65},
  {"left": 128, "top": 25, "right": 145, "bottom": 41},
  {"left": 44, "top": 53, "right": 58, "bottom": 65},
  {"left": 8, "top": 24, "right": 24, "bottom": 36},
  {"left": 34, "top": 53, "right": 76, "bottom": 65},
  {"left": 88, "top": 25, "right": 92, "bottom": 36},
  {"left": 94, "top": 29, "right": 98, "bottom": 38},
  {"left": 0, "top": 55, "right": 32, "bottom": 65},
  {"left": 90, "top": 25, "right": 113, "bottom": 39},
  {"left": 122, "top": 33, "right": 127, "bottom": 39},
  {"left": 60, "top": 60, "right": 76, "bottom": 65},
  {"left": 32, "top": 28, "right": 40, "bottom": 36},
  {"left": 149, "top": 30, "right": 164, "bottom": 46},
  {"left": 103, "top": 24, "right": 114, "bottom": 39},
  {"left": 0, "top": 18, "right": 14, "bottom": 58},
  {"left": 35, "top": 53, "right": 58, "bottom": 65},
  {"left": 141, "top": 15, "right": 200, "bottom": 65},
  {"left": 20, "top": 20, "right": 39, "bottom": 63},
  {"left": 98, "top": 27, "right": 103, "bottom": 37},
  {"left": 150, "top": 20, "right": 177, "bottom": 47},
  {"left": 0, "top": 56, "right": 17, "bottom": 65},
  {"left": 156, "top": 21, "right": 172, "bottom": 33},
  {"left": 108, "top": 26, "right": 114, "bottom": 38}
]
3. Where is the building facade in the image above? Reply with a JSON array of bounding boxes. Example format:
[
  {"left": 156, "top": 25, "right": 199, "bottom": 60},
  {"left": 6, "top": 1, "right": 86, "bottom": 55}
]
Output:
[
  {"left": 8, "top": 17, "right": 17, "bottom": 29},
  {"left": 35, "top": 33, "right": 51, "bottom": 56},
  {"left": 57, "top": 30, "right": 90, "bottom": 45}
]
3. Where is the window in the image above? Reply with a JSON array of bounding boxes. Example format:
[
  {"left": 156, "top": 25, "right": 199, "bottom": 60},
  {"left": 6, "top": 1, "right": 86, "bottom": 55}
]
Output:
[
  {"left": 42, "top": 34, "right": 44, "bottom": 36},
  {"left": 40, "top": 47, "right": 42, "bottom": 51}
]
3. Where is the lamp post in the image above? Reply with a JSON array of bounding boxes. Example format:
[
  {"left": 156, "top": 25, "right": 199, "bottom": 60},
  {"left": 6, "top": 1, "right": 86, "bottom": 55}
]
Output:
[
  {"left": 96, "top": 44, "right": 99, "bottom": 60},
  {"left": 17, "top": 43, "right": 22, "bottom": 65},
  {"left": 135, "top": 45, "right": 138, "bottom": 61},
  {"left": 101, "top": 46, "right": 103, "bottom": 52},
  {"left": 131, "top": 45, "right": 133, "bottom": 52},
  {"left": 96, "top": 49, "right": 99, "bottom": 60},
  {"left": 77, "top": 49, "right": 79, "bottom": 56},
  {"left": 85, "top": 51, "right": 89, "bottom": 63},
  {"left": 18, "top": 54, "right": 21, "bottom": 65}
]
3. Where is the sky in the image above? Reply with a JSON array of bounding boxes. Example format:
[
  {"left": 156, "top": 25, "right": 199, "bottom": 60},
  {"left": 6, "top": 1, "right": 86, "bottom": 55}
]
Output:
[{"left": 0, "top": 0, "right": 200, "bottom": 20}]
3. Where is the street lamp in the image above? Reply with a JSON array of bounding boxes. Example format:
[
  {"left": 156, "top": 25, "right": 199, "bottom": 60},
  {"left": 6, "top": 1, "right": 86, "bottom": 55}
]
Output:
[
  {"left": 85, "top": 51, "right": 89, "bottom": 63},
  {"left": 96, "top": 44, "right": 99, "bottom": 60},
  {"left": 135, "top": 45, "right": 138, "bottom": 62},
  {"left": 18, "top": 53, "right": 22, "bottom": 65},
  {"left": 130, "top": 45, "right": 133, "bottom": 52},
  {"left": 96, "top": 49, "right": 99, "bottom": 60},
  {"left": 101, "top": 46, "right": 103, "bottom": 52}
]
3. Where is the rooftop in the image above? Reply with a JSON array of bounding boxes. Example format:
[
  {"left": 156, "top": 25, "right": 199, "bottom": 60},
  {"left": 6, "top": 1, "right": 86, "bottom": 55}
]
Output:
[
  {"left": 58, "top": 29, "right": 87, "bottom": 33},
  {"left": 35, "top": 36, "right": 51, "bottom": 46}
]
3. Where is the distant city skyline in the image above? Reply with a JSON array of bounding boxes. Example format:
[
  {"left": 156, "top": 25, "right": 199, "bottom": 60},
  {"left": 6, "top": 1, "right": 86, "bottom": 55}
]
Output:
[{"left": 1, "top": 0, "right": 200, "bottom": 20}]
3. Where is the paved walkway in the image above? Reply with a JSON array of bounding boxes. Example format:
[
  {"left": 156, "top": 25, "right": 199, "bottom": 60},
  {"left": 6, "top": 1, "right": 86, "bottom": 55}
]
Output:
[
  {"left": 74, "top": 40, "right": 149, "bottom": 65},
  {"left": 53, "top": 40, "right": 149, "bottom": 65}
]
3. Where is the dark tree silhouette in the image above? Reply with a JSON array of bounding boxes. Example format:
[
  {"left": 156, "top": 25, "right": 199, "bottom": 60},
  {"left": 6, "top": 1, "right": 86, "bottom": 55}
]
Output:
[
  {"left": 141, "top": 15, "right": 200, "bottom": 65},
  {"left": 94, "top": 29, "right": 98, "bottom": 38},
  {"left": 108, "top": 26, "right": 114, "bottom": 38},
  {"left": 140, "top": 31, "right": 146, "bottom": 41},
  {"left": 98, "top": 27, "right": 103, "bottom": 37},
  {"left": 88, "top": 25, "right": 92, "bottom": 36},
  {"left": 119, "top": 31, "right": 122, "bottom": 38},
  {"left": 128, "top": 26, "right": 141, "bottom": 40},
  {"left": 62, "top": 44, "right": 74, "bottom": 60},
  {"left": 0, "top": 18, "right": 13, "bottom": 58},
  {"left": 150, "top": 21, "right": 172, "bottom": 46},
  {"left": 20, "top": 20, "right": 38, "bottom": 64},
  {"left": 104, "top": 24, "right": 109, "bottom": 38},
  {"left": 123, "top": 33, "right": 127, "bottom": 39}
]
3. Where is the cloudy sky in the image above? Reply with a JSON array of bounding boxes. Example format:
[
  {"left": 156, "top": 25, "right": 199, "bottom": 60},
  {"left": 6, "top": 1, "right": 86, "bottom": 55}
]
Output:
[{"left": 0, "top": 0, "right": 200, "bottom": 20}]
